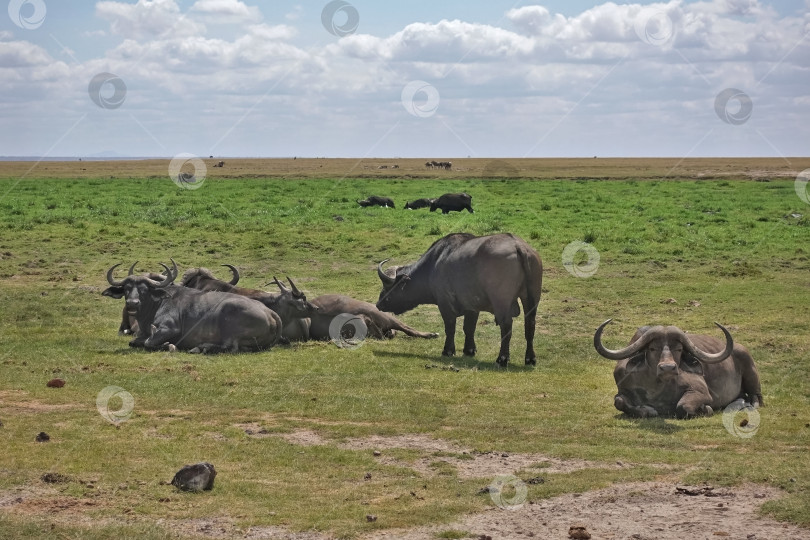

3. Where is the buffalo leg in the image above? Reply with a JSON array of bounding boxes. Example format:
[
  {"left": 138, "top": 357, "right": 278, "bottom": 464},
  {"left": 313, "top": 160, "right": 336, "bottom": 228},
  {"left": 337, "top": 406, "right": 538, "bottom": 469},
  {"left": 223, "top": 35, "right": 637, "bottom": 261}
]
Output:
[
  {"left": 523, "top": 301, "right": 538, "bottom": 366},
  {"left": 496, "top": 319, "right": 513, "bottom": 367},
  {"left": 439, "top": 306, "right": 457, "bottom": 356},
  {"left": 144, "top": 323, "right": 180, "bottom": 351},
  {"left": 675, "top": 392, "right": 713, "bottom": 419},
  {"left": 462, "top": 311, "right": 478, "bottom": 356},
  {"left": 615, "top": 394, "right": 658, "bottom": 418}
]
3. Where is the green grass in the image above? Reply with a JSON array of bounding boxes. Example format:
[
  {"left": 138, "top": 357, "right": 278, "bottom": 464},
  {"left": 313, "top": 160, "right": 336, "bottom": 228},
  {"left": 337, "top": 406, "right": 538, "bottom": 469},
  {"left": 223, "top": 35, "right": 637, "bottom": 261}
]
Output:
[{"left": 1, "top": 172, "right": 809, "bottom": 538}]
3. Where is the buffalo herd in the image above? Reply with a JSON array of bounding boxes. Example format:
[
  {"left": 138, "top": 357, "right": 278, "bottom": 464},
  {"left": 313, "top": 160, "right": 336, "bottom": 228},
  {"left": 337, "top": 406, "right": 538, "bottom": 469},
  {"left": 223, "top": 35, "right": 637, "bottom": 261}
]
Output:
[
  {"left": 360, "top": 192, "right": 474, "bottom": 214},
  {"left": 102, "top": 191, "right": 763, "bottom": 420}
]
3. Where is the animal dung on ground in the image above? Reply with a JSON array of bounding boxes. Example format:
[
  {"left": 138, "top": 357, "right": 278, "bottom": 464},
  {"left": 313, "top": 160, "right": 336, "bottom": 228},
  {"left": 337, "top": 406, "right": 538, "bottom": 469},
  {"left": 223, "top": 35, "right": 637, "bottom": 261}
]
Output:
[
  {"left": 46, "top": 378, "right": 66, "bottom": 388},
  {"left": 171, "top": 462, "right": 217, "bottom": 492},
  {"left": 568, "top": 525, "right": 591, "bottom": 539},
  {"left": 36, "top": 432, "right": 50, "bottom": 442}
]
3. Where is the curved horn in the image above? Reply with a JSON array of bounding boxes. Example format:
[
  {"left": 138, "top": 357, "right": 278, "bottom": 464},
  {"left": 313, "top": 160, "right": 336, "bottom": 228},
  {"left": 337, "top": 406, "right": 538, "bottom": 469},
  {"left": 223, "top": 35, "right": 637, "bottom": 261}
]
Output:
[
  {"left": 167, "top": 258, "right": 179, "bottom": 280},
  {"left": 377, "top": 259, "right": 396, "bottom": 286},
  {"left": 286, "top": 276, "right": 303, "bottom": 296},
  {"left": 222, "top": 264, "right": 240, "bottom": 285},
  {"left": 150, "top": 262, "right": 176, "bottom": 288},
  {"left": 273, "top": 276, "right": 290, "bottom": 293},
  {"left": 594, "top": 319, "right": 661, "bottom": 361},
  {"left": 106, "top": 263, "right": 125, "bottom": 287},
  {"left": 127, "top": 261, "right": 139, "bottom": 276},
  {"left": 676, "top": 323, "right": 734, "bottom": 364}
]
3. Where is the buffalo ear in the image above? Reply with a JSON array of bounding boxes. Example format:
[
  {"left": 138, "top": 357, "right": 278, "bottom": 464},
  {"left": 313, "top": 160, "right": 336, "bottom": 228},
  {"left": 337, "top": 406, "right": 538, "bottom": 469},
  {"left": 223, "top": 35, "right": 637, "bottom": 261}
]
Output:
[
  {"left": 627, "top": 353, "right": 646, "bottom": 372},
  {"left": 102, "top": 286, "right": 124, "bottom": 299},
  {"left": 150, "top": 288, "right": 172, "bottom": 299},
  {"left": 680, "top": 352, "right": 704, "bottom": 375}
]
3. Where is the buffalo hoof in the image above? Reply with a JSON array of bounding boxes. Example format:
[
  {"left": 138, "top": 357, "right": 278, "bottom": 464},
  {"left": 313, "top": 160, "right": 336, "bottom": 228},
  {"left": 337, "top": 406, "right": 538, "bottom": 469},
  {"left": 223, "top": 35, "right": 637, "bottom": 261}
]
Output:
[
  {"left": 463, "top": 347, "right": 476, "bottom": 357},
  {"left": 442, "top": 348, "right": 456, "bottom": 357},
  {"left": 525, "top": 355, "right": 536, "bottom": 366},
  {"left": 496, "top": 355, "right": 509, "bottom": 367}
]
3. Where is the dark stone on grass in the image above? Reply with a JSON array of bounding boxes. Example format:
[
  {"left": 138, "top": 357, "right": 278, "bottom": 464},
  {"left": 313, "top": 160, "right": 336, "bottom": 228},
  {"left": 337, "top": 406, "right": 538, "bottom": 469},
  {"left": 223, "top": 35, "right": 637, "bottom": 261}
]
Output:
[
  {"left": 36, "top": 432, "right": 50, "bottom": 442},
  {"left": 171, "top": 462, "right": 216, "bottom": 492},
  {"left": 46, "top": 378, "right": 66, "bottom": 388},
  {"left": 365, "top": 514, "right": 377, "bottom": 522}
]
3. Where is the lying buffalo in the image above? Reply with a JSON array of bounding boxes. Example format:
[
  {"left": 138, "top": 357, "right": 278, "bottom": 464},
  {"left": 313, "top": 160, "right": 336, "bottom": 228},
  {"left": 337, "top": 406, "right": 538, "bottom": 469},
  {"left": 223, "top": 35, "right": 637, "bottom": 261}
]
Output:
[
  {"left": 180, "top": 266, "right": 317, "bottom": 342},
  {"left": 103, "top": 261, "right": 282, "bottom": 353},
  {"left": 430, "top": 193, "right": 473, "bottom": 214},
  {"left": 116, "top": 262, "right": 180, "bottom": 336},
  {"left": 376, "top": 233, "right": 543, "bottom": 366},
  {"left": 307, "top": 294, "right": 438, "bottom": 341},
  {"left": 357, "top": 196, "right": 395, "bottom": 208},
  {"left": 594, "top": 319, "right": 763, "bottom": 418},
  {"left": 404, "top": 198, "right": 434, "bottom": 210}
]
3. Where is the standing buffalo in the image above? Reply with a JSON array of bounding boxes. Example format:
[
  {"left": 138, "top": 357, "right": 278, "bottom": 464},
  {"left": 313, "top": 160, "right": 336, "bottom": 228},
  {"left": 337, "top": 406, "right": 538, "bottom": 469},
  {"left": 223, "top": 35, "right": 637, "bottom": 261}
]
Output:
[
  {"left": 307, "top": 295, "right": 438, "bottom": 341},
  {"left": 594, "top": 320, "right": 763, "bottom": 418},
  {"left": 180, "top": 266, "right": 317, "bottom": 342},
  {"left": 404, "top": 198, "right": 434, "bottom": 210},
  {"left": 430, "top": 193, "right": 473, "bottom": 214},
  {"left": 103, "top": 261, "right": 282, "bottom": 353},
  {"left": 357, "top": 196, "right": 395, "bottom": 208},
  {"left": 376, "top": 233, "right": 543, "bottom": 366}
]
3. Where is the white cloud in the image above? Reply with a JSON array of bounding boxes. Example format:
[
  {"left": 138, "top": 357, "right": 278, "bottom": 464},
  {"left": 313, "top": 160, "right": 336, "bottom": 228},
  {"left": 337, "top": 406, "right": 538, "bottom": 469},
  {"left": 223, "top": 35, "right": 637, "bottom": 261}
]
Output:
[
  {"left": 0, "top": 40, "right": 54, "bottom": 68},
  {"left": 190, "top": 0, "right": 262, "bottom": 23},
  {"left": 95, "top": 0, "right": 204, "bottom": 38}
]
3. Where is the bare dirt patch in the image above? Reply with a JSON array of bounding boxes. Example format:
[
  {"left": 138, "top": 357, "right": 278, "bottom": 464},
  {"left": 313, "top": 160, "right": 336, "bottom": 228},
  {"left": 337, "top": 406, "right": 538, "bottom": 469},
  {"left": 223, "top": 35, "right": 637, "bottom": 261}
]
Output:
[
  {"left": 268, "top": 430, "right": 630, "bottom": 479},
  {"left": 363, "top": 482, "right": 810, "bottom": 540},
  {"left": 0, "top": 389, "right": 83, "bottom": 414}
]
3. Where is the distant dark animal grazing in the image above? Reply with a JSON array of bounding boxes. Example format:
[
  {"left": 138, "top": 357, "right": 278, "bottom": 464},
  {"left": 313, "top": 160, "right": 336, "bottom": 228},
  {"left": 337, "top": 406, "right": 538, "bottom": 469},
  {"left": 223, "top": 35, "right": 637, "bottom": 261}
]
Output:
[
  {"left": 438, "top": 161, "right": 452, "bottom": 170},
  {"left": 357, "top": 196, "right": 395, "bottom": 208},
  {"left": 378, "top": 165, "right": 388, "bottom": 169},
  {"left": 102, "top": 261, "right": 282, "bottom": 353},
  {"left": 392, "top": 164, "right": 399, "bottom": 169},
  {"left": 376, "top": 233, "right": 543, "bottom": 366},
  {"left": 404, "top": 198, "right": 434, "bottom": 210},
  {"left": 307, "top": 294, "right": 438, "bottom": 341},
  {"left": 180, "top": 266, "right": 317, "bottom": 342},
  {"left": 594, "top": 320, "right": 763, "bottom": 418},
  {"left": 213, "top": 160, "right": 225, "bottom": 168},
  {"left": 430, "top": 193, "right": 473, "bottom": 214},
  {"left": 425, "top": 161, "right": 433, "bottom": 169}
]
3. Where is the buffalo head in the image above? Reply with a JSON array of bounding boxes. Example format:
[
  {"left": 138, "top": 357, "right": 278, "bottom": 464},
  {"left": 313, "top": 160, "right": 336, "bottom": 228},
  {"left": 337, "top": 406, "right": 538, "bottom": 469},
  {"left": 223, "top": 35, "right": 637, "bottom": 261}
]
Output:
[
  {"left": 594, "top": 319, "right": 733, "bottom": 379},
  {"left": 271, "top": 276, "right": 320, "bottom": 318},
  {"left": 103, "top": 259, "right": 178, "bottom": 316},
  {"left": 375, "top": 259, "right": 417, "bottom": 315}
]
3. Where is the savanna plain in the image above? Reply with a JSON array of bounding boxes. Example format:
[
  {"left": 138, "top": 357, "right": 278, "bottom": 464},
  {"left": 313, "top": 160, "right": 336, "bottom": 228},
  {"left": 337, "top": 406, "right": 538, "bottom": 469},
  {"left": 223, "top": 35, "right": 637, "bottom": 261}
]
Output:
[{"left": 0, "top": 157, "right": 809, "bottom": 539}]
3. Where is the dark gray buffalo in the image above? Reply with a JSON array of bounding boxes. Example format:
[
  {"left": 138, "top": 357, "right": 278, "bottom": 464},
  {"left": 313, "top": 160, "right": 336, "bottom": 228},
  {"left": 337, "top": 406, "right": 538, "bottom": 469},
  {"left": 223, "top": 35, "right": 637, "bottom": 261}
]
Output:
[
  {"left": 404, "top": 198, "right": 434, "bottom": 210},
  {"left": 357, "top": 196, "right": 395, "bottom": 208},
  {"left": 430, "top": 193, "right": 473, "bottom": 214},
  {"left": 307, "top": 295, "right": 438, "bottom": 341},
  {"left": 376, "top": 233, "right": 543, "bottom": 366},
  {"left": 102, "top": 261, "right": 282, "bottom": 353},
  {"left": 116, "top": 262, "right": 181, "bottom": 336},
  {"left": 594, "top": 319, "right": 763, "bottom": 418},
  {"left": 180, "top": 267, "right": 317, "bottom": 342}
]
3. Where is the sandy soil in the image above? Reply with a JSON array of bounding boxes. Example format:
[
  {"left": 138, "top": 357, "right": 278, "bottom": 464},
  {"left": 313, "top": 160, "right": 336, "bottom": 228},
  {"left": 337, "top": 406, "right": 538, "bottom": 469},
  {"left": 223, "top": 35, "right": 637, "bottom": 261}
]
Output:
[{"left": 363, "top": 482, "right": 810, "bottom": 540}]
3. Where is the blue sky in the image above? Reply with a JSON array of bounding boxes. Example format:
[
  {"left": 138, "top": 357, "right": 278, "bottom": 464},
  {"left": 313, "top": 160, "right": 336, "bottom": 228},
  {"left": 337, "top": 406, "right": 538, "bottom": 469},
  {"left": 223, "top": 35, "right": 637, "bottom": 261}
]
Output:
[{"left": 1, "top": 0, "right": 809, "bottom": 158}]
